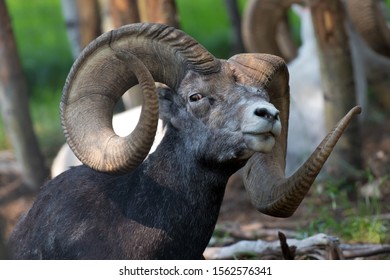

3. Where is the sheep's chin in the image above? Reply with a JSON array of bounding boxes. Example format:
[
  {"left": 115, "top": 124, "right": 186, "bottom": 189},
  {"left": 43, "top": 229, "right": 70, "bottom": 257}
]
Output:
[{"left": 243, "top": 133, "right": 276, "bottom": 153}]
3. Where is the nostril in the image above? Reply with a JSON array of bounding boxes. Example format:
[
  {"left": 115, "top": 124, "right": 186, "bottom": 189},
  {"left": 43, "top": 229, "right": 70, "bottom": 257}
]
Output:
[
  {"left": 255, "top": 108, "right": 270, "bottom": 118},
  {"left": 254, "top": 107, "right": 278, "bottom": 120}
]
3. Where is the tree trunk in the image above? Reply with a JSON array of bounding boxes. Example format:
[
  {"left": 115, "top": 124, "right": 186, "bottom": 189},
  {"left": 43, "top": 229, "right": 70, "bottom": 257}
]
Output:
[
  {"left": 225, "top": 0, "right": 245, "bottom": 55},
  {"left": 61, "top": 0, "right": 101, "bottom": 59},
  {"left": 61, "top": 0, "right": 82, "bottom": 58},
  {"left": 0, "top": 215, "right": 8, "bottom": 259},
  {"left": 77, "top": 0, "right": 101, "bottom": 50},
  {"left": 308, "top": 0, "right": 362, "bottom": 180},
  {"left": 110, "top": 0, "right": 140, "bottom": 28},
  {"left": 0, "top": 0, "right": 48, "bottom": 190},
  {"left": 137, "top": 0, "right": 179, "bottom": 28}
]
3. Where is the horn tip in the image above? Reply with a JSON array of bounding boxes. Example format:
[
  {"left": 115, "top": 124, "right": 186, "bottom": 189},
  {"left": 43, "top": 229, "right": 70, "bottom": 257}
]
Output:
[{"left": 351, "top": 105, "right": 362, "bottom": 115}]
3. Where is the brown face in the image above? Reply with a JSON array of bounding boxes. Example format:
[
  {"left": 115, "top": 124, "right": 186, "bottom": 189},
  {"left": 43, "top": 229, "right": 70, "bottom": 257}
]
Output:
[{"left": 174, "top": 64, "right": 281, "bottom": 160}]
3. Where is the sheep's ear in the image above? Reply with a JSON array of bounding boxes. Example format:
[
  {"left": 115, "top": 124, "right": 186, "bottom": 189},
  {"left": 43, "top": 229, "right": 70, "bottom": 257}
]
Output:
[
  {"left": 158, "top": 87, "right": 194, "bottom": 130},
  {"left": 158, "top": 87, "right": 182, "bottom": 124}
]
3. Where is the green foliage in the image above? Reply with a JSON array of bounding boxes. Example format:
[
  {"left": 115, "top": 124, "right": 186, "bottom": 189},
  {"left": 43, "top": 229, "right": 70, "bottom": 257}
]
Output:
[
  {"left": 176, "top": 0, "right": 232, "bottom": 58},
  {"left": 6, "top": 0, "right": 73, "bottom": 92},
  {"left": 1, "top": 0, "right": 73, "bottom": 154},
  {"left": 287, "top": 7, "right": 302, "bottom": 47},
  {"left": 0, "top": 118, "right": 9, "bottom": 150},
  {"left": 301, "top": 176, "right": 389, "bottom": 244}
]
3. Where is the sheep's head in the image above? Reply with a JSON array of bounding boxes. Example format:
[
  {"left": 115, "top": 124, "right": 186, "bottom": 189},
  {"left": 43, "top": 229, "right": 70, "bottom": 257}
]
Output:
[
  {"left": 61, "top": 23, "right": 360, "bottom": 218},
  {"left": 157, "top": 59, "right": 283, "bottom": 165}
]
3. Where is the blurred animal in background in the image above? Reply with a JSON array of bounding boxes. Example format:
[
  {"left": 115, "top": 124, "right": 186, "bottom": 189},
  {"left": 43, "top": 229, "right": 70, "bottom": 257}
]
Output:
[
  {"left": 345, "top": 0, "right": 390, "bottom": 110},
  {"left": 283, "top": 5, "right": 325, "bottom": 175},
  {"left": 242, "top": 1, "right": 325, "bottom": 175},
  {"left": 242, "top": 0, "right": 390, "bottom": 174}
]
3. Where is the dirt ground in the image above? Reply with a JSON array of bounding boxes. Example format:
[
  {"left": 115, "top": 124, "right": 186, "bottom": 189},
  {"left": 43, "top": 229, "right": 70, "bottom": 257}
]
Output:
[{"left": 1, "top": 116, "right": 390, "bottom": 259}]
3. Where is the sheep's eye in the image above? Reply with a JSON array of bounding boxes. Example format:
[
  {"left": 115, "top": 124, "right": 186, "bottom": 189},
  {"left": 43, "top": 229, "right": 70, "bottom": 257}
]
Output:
[{"left": 189, "top": 93, "right": 204, "bottom": 102}]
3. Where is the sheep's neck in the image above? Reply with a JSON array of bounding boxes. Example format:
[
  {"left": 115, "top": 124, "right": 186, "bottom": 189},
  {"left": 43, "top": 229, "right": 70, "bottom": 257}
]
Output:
[
  {"left": 145, "top": 129, "right": 235, "bottom": 198},
  {"left": 128, "top": 131, "right": 234, "bottom": 258}
]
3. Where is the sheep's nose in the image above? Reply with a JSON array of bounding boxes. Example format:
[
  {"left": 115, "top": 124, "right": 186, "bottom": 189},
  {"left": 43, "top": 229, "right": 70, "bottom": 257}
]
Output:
[{"left": 254, "top": 107, "right": 280, "bottom": 122}]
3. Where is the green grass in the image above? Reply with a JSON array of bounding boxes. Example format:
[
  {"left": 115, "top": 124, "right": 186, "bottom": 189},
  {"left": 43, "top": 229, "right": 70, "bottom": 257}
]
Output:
[{"left": 300, "top": 177, "right": 389, "bottom": 244}]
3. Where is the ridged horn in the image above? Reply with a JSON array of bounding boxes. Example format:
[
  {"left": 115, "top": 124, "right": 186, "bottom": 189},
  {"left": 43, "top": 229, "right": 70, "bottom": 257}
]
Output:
[
  {"left": 242, "top": 0, "right": 304, "bottom": 62},
  {"left": 228, "top": 53, "right": 289, "bottom": 175},
  {"left": 346, "top": 0, "right": 390, "bottom": 57},
  {"left": 228, "top": 53, "right": 361, "bottom": 218},
  {"left": 61, "top": 23, "right": 221, "bottom": 174},
  {"left": 243, "top": 106, "right": 361, "bottom": 217}
]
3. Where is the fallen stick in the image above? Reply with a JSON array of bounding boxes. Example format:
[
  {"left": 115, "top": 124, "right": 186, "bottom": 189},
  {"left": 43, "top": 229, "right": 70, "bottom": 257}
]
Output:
[
  {"left": 204, "top": 233, "right": 343, "bottom": 260},
  {"left": 341, "top": 244, "right": 390, "bottom": 259},
  {"left": 205, "top": 233, "right": 390, "bottom": 260}
]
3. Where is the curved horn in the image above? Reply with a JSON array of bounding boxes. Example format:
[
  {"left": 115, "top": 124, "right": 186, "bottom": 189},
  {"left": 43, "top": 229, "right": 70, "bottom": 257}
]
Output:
[
  {"left": 244, "top": 106, "right": 361, "bottom": 217},
  {"left": 228, "top": 53, "right": 361, "bottom": 218},
  {"left": 61, "top": 23, "right": 221, "bottom": 174},
  {"left": 228, "top": 53, "right": 289, "bottom": 173},
  {"left": 242, "top": 0, "right": 303, "bottom": 62},
  {"left": 346, "top": 0, "right": 390, "bottom": 57}
]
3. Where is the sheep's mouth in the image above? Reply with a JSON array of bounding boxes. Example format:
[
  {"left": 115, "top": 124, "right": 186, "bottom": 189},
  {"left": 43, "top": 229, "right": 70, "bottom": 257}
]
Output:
[
  {"left": 244, "top": 131, "right": 275, "bottom": 137},
  {"left": 242, "top": 130, "right": 277, "bottom": 139},
  {"left": 243, "top": 131, "right": 276, "bottom": 153},
  {"left": 242, "top": 122, "right": 281, "bottom": 139}
]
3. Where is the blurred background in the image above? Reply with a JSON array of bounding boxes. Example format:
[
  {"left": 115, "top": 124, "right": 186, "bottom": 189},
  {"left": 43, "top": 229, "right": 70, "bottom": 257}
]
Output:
[{"left": 1, "top": 0, "right": 390, "bottom": 259}]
